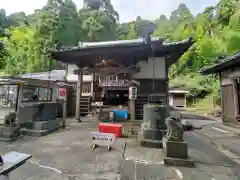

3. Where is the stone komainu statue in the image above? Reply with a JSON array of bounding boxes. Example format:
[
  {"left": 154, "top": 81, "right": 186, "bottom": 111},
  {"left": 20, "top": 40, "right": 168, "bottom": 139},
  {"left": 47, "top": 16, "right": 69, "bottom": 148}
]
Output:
[
  {"left": 165, "top": 117, "right": 184, "bottom": 142},
  {"left": 3, "top": 112, "right": 17, "bottom": 127}
]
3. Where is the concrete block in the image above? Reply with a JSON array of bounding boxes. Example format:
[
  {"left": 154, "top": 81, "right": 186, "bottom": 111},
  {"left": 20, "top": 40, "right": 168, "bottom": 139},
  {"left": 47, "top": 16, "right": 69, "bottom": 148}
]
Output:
[
  {"left": 0, "top": 125, "right": 21, "bottom": 142},
  {"left": 0, "top": 126, "right": 20, "bottom": 138},
  {"left": 138, "top": 131, "right": 163, "bottom": 148},
  {"left": 162, "top": 137, "right": 188, "bottom": 159},
  {"left": 21, "top": 118, "right": 61, "bottom": 137},
  {"left": 164, "top": 157, "right": 194, "bottom": 167},
  {"left": 25, "top": 118, "right": 61, "bottom": 131},
  {"left": 142, "top": 128, "right": 166, "bottom": 141},
  {"left": 20, "top": 125, "right": 61, "bottom": 137}
]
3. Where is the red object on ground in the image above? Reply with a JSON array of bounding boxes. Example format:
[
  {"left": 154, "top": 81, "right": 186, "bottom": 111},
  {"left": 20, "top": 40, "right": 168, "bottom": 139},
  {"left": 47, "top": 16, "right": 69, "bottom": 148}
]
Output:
[{"left": 98, "top": 123, "right": 122, "bottom": 138}]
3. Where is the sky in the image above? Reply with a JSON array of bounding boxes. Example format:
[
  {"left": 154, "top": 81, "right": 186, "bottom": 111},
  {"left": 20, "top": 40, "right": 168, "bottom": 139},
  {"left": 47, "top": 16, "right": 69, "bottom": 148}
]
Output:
[{"left": 0, "top": 0, "right": 219, "bottom": 22}]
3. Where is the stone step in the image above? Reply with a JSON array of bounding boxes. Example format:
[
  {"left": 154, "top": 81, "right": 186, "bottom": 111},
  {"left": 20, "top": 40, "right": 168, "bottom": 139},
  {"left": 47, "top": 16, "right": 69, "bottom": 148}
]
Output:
[
  {"left": 20, "top": 125, "right": 61, "bottom": 137},
  {"left": 120, "top": 159, "right": 135, "bottom": 180},
  {"left": 120, "top": 159, "right": 183, "bottom": 180},
  {"left": 0, "top": 136, "right": 23, "bottom": 142},
  {"left": 138, "top": 131, "right": 163, "bottom": 148},
  {"left": 25, "top": 119, "right": 61, "bottom": 131}
]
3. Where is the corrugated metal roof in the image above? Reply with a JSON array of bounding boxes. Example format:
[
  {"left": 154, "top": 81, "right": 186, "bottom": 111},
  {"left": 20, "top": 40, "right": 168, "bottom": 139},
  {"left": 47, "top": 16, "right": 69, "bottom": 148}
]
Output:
[
  {"left": 54, "top": 37, "right": 192, "bottom": 53},
  {"left": 0, "top": 77, "right": 27, "bottom": 85},
  {"left": 78, "top": 37, "right": 161, "bottom": 48},
  {"left": 200, "top": 52, "right": 240, "bottom": 74},
  {"left": 19, "top": 70, "right": 66, "bottom": 81},
  {"left": 18, "top": 70, "right": 92, "bottom": 82}
]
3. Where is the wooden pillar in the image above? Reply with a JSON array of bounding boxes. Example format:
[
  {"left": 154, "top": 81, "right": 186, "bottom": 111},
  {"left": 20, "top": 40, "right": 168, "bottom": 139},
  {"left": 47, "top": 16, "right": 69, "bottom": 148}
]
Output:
[
  {"left": 219, "top": 73, "right": 225, "bottom": 123},
  {"left": 17, "top": 85, "right": 23, "bottom": 111},
  {"left": 91, "top": 73, "right": 95, "bottom": 100},
  {"left": 76, "top": 69, "right": 83, "bottom": 122},
  {"left": 232, "top": 79, "right": 238, "bottom": 123},
  {"left": 15, "top": 85, "right": 20, "bottom": 112},
  {"left": 130, "top": 100, "right": 135, "bottom": 122},
  {"left": 62, "top": 64, "right": 68, "bottom": 128},
  {"left": 165, "top": 56, "right": 170, "bottom": 117}
]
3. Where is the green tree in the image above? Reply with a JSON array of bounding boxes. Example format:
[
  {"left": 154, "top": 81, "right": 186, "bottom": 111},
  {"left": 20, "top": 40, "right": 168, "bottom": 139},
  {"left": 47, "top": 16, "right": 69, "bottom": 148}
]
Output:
[
  {"left": 1, "top": 27, "right": 50, "bottom": 75},
  {"left": 58, "top": 0, "right": 81, "bottom": 46},
  {"left": 79, "top": 0, "right": 119, "bottom": 41}
]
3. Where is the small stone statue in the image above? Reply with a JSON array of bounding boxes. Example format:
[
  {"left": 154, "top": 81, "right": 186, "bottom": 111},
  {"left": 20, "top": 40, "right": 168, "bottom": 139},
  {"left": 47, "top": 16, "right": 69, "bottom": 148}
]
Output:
[
  {"left": 165, "top": 117, "right": 184, "bottom": 142},
  {"left": 3, "top": 112, "right": 17, "bottom": 127}
]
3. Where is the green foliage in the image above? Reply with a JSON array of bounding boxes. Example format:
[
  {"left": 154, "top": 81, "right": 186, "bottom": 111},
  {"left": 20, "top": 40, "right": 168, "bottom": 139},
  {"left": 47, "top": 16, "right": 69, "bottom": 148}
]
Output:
[
  {"left": 0, "top": 0, "right": 119, "bottom": 74},
  {"left": 0, "top": 26, "right": 51, "bottom": 75},
  {"left": 156, "top": 1, "right": 240, "bottom": 101},
  {"left": 1, "top": 0, "right": 240, "bottom": 103}
]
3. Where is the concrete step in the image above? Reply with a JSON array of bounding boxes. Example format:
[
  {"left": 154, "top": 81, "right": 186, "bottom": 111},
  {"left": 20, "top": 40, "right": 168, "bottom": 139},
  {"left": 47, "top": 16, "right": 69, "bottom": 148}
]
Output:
[
  {"left": 25, "top": 119, "right": 61, "bottom": 131},
  {"left": 20, "top": 125, "right": 61, "bottom": 137},
  {"left": 120, "top": 159, "right": 135, "bottom": 180}
]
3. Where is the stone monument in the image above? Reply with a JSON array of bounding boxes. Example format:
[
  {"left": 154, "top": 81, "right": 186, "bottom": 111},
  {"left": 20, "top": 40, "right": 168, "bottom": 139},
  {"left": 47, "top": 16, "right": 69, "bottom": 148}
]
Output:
[
  {"left": 20, "top": 103, "right": 61, "bottom": 137},
  {"left": 162, "top": 115, "right": 194, "bottom": 167},
  {"left": 138, "top": 104, "right": 168, "bottom": 148},
  {"left": 0, "top": 112, "right": 21, "bottom": 142}
]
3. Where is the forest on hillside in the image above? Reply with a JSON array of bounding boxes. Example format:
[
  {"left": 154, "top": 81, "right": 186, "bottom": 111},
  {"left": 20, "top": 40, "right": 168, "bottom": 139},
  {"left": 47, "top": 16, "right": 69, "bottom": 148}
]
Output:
[{"left": 0, "top": 0, "right": 240, "bottom": 106}]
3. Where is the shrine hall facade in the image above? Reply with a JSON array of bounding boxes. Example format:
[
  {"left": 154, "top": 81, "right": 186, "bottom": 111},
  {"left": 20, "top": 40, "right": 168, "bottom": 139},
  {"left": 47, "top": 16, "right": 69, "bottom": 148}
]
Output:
[{"left": 51, "top": 37, "right": 193, "bottom": 120}]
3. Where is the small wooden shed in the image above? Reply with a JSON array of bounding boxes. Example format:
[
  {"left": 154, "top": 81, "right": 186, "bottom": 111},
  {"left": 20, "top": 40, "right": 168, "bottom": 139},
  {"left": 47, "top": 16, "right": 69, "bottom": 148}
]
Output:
[
  {"left": 169, "top": 86, "right": 189, "bottom": 107},
  {"left": 201, "top": 53, "right": 240, "bottom": 125}
]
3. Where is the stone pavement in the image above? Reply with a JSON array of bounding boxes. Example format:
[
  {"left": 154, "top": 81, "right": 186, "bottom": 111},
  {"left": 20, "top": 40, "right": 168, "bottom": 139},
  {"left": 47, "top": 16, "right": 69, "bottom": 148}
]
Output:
[
  {"left": 213, "top": 122, "right": 240, "bottom": 135},
  {"left": 195, "top": 122, "right": 240, "bottom": 158},
  {"left": 120, "top": 131, "right": 240, "bottom": 180},
  {"left": 1, "top": 117, "right": 240, "bottom": 180},
  {"left": 0, "top": 117, "right": 125, "bottom": 180}
]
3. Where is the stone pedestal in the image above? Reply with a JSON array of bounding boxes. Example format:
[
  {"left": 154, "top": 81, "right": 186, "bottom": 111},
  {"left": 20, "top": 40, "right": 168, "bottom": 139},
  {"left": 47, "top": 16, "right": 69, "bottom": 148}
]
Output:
[
  {"left": 0, "top": 125, "right": 21, "bottom": 142},
  {"left": 20, "top": 118, "right": 61, "bottom": 137},
  {"left": 162, "top": 137, "right": 194, "bottom": 167},
  {"left": 138, "top": 105, "right": 168, "bottom": 148},
  {"left": 138, "top": 129, "right": 166, "bottom": 148}
]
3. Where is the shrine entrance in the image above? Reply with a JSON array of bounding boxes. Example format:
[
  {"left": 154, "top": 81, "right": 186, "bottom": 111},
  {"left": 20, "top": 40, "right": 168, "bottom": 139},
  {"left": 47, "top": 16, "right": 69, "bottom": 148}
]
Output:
[
  {"left": 50, "top": 37, "right": 193, "bottom": 121},
  {"left": 103, "top": 90, "right": 128, "bottom": 106}
]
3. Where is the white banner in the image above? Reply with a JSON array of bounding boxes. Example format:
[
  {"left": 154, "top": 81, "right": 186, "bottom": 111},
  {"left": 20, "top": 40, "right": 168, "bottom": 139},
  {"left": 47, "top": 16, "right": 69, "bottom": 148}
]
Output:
[
  {"left": 91, "top": 132, "right": 116, "bottom": 150},
  {"left": 99, "top": 80, "right": 126, "bottom": 87},
  {"left": 129, "top": 87, "right": 137, "bottom": 100}
]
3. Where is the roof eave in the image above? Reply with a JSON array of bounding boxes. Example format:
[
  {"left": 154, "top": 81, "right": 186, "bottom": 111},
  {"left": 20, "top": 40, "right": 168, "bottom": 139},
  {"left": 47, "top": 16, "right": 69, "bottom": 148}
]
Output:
[
  {"left": 50, "top": 37, "right": 193, "bottom": 67},
  {"left": 201, "top": 52, "right": 240, "bottom": 75}
]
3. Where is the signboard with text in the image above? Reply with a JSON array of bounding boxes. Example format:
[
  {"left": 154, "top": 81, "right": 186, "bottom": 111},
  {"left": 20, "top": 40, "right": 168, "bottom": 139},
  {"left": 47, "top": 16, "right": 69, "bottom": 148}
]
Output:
[
  {"left": 99, "top": 80, "right": 126, "bottom": 87},
  {"left": 91, "top": 132, "right": 116, "bottom": 151},
  {"left": 129, "top": 87, "right": 137, "bottom": 100}
]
